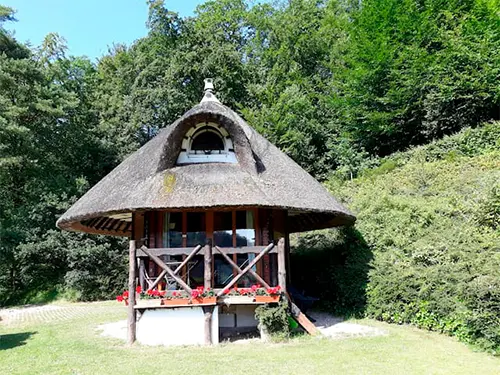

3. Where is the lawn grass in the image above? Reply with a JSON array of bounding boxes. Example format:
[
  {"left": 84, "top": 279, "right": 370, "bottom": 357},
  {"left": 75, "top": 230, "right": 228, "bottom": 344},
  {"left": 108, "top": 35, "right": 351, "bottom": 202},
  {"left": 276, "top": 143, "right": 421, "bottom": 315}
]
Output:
[{"left": 1, "top": 301, "right": 499, "bottom": 375}]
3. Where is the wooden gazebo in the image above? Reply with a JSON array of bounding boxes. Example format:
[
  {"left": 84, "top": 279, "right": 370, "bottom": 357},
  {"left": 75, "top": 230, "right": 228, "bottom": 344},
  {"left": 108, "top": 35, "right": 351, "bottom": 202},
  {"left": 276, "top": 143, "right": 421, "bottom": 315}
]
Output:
[{"left": 57, "top": 79, "right": 355, "bottom": 346}]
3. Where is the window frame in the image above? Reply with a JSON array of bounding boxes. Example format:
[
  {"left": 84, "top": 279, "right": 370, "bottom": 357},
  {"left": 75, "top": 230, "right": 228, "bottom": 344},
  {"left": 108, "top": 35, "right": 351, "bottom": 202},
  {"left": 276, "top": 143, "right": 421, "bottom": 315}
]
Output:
[{"left": 176, "top": 122, "right": 237, "bottom": 164}]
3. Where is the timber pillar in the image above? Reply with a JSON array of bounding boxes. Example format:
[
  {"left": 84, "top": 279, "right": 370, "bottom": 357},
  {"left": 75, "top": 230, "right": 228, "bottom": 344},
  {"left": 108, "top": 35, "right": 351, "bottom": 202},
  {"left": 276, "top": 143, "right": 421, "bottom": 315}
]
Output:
[
  {"left": 277, "top": 237, "right": 286, "bottom": 293},
  {"left": 203, "top": 239, "right": 213, "bottom": 344},
  {"left": 127, "top": 240, "right": 137, "bottom": 345},
  {"left": 204, "top": 238, "right": 213, "bottom": 289}
]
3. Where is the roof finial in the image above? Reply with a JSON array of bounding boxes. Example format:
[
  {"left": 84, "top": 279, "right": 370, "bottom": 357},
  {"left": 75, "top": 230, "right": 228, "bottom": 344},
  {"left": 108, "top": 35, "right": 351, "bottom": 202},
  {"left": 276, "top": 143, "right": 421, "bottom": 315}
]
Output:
[{"left": 201, "top": 78, "right": 220, "bottom": 103}]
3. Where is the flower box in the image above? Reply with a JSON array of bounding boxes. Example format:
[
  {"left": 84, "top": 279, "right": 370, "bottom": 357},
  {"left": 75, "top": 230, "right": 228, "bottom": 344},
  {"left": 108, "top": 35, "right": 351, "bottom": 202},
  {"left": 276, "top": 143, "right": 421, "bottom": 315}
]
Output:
[
  {"left": 190, "top": 296, "right": 217, "bottom": 305},
  {"left": 136, "top": 299, "right": 162, "bottom": 308},
  {"left": 255, "top": 295, "right": 280, "bottom": 303},
  {"left": 161, "top": 298, "right": 190, "bottom": 306}
]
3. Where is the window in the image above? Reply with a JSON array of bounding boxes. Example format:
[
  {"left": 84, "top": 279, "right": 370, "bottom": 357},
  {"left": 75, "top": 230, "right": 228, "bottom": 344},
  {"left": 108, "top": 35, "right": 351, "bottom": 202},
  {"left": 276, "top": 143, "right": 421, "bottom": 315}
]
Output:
[
  {"left": 235, "top": 210, "right": 255, "bottom": 247},
  {"left": 214, "top": 211, "right": 233, "bottom": 247},
  {"left": 176, "top": 122, "right": 237, "bottom": 164},
  {"left": 163, "top": 212, "right": 182, "bottom": 248},
  {"left": 158, "top": 210, "right": 260, "bottom": 288},
  {"left": 186, "top": 212, "right": 206, "bottom": 247},
  {"left": 191, "top": 129, "right": 225, "bottom": 153}
]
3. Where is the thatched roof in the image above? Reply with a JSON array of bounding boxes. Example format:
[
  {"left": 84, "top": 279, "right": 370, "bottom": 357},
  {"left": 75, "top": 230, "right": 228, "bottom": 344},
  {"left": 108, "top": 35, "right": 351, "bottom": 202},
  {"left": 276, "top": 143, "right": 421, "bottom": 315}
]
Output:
[{"left": 57, "top": 95, "right": 355, "bottom": 237}]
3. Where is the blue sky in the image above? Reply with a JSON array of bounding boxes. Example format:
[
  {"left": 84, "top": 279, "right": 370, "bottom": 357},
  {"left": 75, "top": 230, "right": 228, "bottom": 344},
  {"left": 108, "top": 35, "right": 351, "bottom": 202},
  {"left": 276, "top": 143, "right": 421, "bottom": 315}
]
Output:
[{"left": 3, "top": 0, "right": 207, "bottom": 60}]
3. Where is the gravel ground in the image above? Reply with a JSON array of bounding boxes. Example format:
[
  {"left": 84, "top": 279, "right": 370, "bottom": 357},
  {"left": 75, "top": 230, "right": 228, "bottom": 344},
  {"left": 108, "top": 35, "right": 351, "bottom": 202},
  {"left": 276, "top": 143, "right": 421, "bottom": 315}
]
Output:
[
  {"left": 1, "top": 303, "right": 386, "bottom": 342},
  {"left": 96, "top": 311, "right": 386, "bottom": 343},
  {"left": 0, "top": 303, "right": 117, "bottom": 326},
  {"left": 309, "top": 311, "right": 387, "bottom": 339}
]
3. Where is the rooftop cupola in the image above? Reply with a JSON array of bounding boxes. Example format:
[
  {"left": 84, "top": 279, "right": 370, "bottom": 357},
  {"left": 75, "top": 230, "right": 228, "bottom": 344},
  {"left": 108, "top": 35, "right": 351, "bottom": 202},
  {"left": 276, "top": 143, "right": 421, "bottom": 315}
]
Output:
[{"left": 200, "top": 78, "right": 220, "bottom": 104}]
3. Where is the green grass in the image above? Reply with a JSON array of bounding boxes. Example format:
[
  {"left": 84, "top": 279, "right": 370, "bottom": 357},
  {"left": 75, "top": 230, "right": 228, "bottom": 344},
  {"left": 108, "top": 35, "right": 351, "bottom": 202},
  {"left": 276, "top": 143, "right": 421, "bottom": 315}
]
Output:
[{"left": 1, "top": 302, "right": 499, "bottom": 374}]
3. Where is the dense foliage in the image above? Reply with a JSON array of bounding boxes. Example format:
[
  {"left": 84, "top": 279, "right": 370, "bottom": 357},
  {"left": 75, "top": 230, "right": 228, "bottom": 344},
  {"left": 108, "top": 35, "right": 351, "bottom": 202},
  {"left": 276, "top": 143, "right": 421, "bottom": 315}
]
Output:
[
  {"left": 0, "top": 0, "right": 498, "bottom": 353},
  {"left": 294, "top": 124, "right": 499, "bottom": 353}
]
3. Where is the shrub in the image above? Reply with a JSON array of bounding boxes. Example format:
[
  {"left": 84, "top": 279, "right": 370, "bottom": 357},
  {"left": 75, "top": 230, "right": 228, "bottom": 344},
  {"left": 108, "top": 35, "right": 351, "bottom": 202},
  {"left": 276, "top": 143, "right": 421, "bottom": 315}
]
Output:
[
  {"left": 255, "top": 301, "right": 290, "bottom": 340},
  {"left": 298, "top": 124, "right": 500, "bottom": 354},
  {"left": 291, "top": 228, "right": 371, "bottom": 316}
]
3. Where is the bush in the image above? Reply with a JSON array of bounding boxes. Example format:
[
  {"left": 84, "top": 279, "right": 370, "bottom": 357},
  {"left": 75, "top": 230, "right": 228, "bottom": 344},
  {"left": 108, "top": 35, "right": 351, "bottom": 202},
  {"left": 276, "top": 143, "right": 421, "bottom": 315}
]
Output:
[
  {"left": 1, "top": 230, "right": 127, "bottom": 305},
  {"left": 291, "top": 228, "right": 371, "bottom": 316},
  {"left": 299, "top": 124, "right": 500, "bottom": 354},
  {"left": 255, "top": 301, "right": 290, "bottom": 340}
]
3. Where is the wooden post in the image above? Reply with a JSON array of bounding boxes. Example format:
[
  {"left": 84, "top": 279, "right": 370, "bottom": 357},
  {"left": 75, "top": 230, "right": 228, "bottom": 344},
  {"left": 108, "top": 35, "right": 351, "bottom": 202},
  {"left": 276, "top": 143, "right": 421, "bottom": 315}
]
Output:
[
  {"left": 204, "top": 238, "right": 212, "bottom": 289},
  {"left": 203, "top": 306, "right": 214, "bottom": 345},
  {"left": 277, "top": 237, "right": 286, "bottom": 292},
  {"left": 139, "top": 258, "right": 146, "bottom": 292},
  {"left": 127, "top": 240, "right": 137, "bottom": 345}
]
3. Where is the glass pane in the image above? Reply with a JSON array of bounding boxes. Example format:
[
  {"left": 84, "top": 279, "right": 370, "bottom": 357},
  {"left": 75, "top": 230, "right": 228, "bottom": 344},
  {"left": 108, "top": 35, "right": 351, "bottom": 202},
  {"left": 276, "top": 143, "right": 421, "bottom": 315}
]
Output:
[
  {"left": 188, "top": 255, "right": 204, "bottom": 288},
  {"left": 214, "top": 254, "right": 233, "bottom": 288},
  {"left": 186, "top": 212, "right": 206, "bottom": 247},
  {"left": 163, "top": 212, "right": 182, "bottom": 248},
  {"left": 214, "top": 211, "right": 233, "bottom": 247},
  {"left": 235, "top": 210, "right": 255, "bottom": 247},
  {"left": 237, "top": 254, "right": 255, "bottom": 287}
]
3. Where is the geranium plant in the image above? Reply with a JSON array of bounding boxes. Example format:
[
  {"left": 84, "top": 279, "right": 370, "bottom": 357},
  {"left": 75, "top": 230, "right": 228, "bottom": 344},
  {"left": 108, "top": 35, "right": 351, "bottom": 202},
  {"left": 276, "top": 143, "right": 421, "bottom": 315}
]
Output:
[{"left": 222, "top": 284, "right": 282, "bottom": 297}]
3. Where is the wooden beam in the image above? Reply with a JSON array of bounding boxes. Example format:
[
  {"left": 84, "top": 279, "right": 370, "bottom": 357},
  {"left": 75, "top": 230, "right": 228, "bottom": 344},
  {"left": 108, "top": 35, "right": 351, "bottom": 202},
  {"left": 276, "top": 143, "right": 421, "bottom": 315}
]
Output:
[
  {"left": 127, "top": 240, "right": 137, "bottom": 345},
  {"left": 173, "top": 244, "right": 202, "bottom": 275},
  {"left": 204, "top": 240, "right": 212, "bottom": 289},
  {"left": 94, "top": 217, "right": 109, "bottom": 230},
  {"left": 136, "top": 246, "right": 277, "bottom": 257},
  {"left": 232, "top": 211, "right": 238, "bottom": 286},
  {"left": 140, "top": 246, "right": 192, "bottom": 293},
  {"left": 277, "top": 237, "right": 286, "bottom": 292},
  {"left": 139, "top": 258, "right": 146, "bottom": 291},
  {"left": 147, "top": 269, "right": 168, "bottom": 291},
  {"left": 124, "top": 222, "right": 132, "bottom": 233},
  {"left": 203, "top": 306, "right": 214, "bottom": 345},
  {"left": 86, "top": 217, "right": 100, "bottom": 227},
  {"left": 214, "top": 246, "right": 270, "bottom": 289},
  {"left": 110, "top": 219, "right": 123, "bottom": 231},
  {"left": 289, "top": 299, "right": 321, "bottom": 336},
  {"left": 217, "top": 242, "right": 275, "bottom": 296}
]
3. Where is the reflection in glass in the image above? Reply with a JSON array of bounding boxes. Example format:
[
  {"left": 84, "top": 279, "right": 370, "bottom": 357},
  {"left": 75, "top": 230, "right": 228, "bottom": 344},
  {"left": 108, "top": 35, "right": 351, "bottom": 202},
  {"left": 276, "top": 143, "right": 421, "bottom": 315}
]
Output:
[
  {"left": 163, "top": 212, "right": 182, "bottom": 248},
  {"left": 214, "top": 255, "right": 233, "bottom": 288},
  {"left": 186, "top": 212, "right": 206, "bottom": 247},
  {"left": 214, "top": 211, "right": 232, "bottom": 247},
  {"left": 236, "top": 210, "right": 255, "bottom": 247}
]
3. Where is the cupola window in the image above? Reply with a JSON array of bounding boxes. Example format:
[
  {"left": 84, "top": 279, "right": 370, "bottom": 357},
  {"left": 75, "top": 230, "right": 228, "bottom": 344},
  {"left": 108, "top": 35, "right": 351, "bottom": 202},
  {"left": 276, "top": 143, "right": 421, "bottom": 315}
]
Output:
[
  {"left": 177, "top": 122, "right": 237, "bottom": 164},
  {"left": 190, "top": 128, "right": 225, "bottom": 153}
]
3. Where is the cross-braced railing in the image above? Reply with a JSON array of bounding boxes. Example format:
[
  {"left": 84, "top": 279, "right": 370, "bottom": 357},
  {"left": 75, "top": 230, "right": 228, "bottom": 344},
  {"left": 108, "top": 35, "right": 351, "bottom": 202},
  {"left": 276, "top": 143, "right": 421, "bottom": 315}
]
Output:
[
  {"left": 137, "top": 240, "right": 281, "bottom": 295},
  {"left": 213, "top": 243, "right": 273, "bottom": 296},
  {"left": 140, "top": 244, "right": 202, "bottom": 293},
  {"left": 126, "top": 237, "right": 314, "bottom": 346}
]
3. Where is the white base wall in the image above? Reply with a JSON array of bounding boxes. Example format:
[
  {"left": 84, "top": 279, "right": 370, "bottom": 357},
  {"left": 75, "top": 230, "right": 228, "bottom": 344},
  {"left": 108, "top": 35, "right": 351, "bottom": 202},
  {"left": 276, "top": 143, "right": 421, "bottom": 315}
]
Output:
[
  {"left": 136, "top": 306, "right": 219, "bottom": 346},
  {"left": 219, "top": 305, "right": 258, "bottom": 328}
]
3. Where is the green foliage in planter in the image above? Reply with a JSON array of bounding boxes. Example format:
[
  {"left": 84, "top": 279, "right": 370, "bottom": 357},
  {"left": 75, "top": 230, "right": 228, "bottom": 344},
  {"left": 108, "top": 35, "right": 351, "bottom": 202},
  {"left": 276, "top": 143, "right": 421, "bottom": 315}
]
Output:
[{"left": 255, "top": 301, "right": 290, "bottom": 340}]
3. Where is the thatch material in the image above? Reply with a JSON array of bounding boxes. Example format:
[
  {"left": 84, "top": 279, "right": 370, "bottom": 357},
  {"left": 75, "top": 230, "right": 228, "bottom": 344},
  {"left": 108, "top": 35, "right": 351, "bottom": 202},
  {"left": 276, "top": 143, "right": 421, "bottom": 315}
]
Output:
[{"left": 57, "top": 101, "right": 355, "bottom": 236}]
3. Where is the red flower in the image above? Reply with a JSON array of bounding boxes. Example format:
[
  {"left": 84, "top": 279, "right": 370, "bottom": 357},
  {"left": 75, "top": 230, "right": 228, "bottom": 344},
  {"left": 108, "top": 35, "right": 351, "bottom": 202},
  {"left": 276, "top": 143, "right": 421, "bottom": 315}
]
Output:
[
  {"left": 223, "top": 289, "right": 230, "bottom": 295},
  {"left": 136, "top": 286, "right": 142, "bottom": 294},
  {"left": 191, "top": 290, "right": 200, "bottom": 298},
  {"left": 116, "top": 295, "right": 124, "bottom": 302},
  {"left": 172, "top": 291, "right": 178, "bottom": 297},
  {"left": 159, "top": 291, "right": 166, "bottom": 297},
  {"left": 251, "top": 285, "right": 258, "bottom": 292},
  {"left": 123, "top": 291, "right": 129, "bottom": 298},
  {"left": 146, "top": 289, "right": 153, "bottom": 296}
]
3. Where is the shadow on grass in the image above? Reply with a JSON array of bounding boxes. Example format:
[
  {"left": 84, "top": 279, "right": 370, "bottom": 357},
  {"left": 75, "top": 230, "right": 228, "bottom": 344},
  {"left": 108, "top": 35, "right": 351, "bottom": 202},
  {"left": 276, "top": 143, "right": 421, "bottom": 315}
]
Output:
[{"left": 0, "top": 331, "right": 37, "bottom": 350}]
